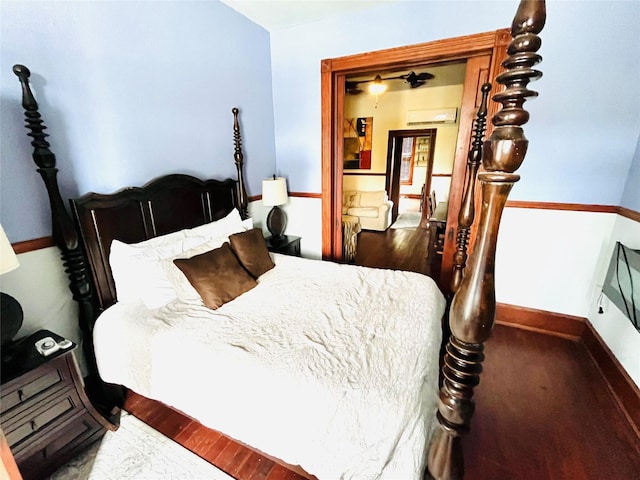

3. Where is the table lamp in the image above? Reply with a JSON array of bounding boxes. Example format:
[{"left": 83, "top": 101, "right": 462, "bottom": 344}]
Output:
[
  {"left": 262, "top": 176, "right": 289, "bottom": 240},
  {"left": 0, "top": 224, "right": 22, "bottom": 346}
]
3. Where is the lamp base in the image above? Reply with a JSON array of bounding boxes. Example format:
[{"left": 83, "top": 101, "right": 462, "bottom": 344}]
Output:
[
  {"left": 1, "top": 292, "right": 23, "bottom": 346},
  {"left": 267, "top": 205, "right": 287, "bottom": 239}
]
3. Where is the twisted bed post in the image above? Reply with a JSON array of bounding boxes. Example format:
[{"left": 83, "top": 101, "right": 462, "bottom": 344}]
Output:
[
  {"left": 450, "top": 83, "right": 491, "bottom": 295},
  {"left": 427, "top": 1, "right": 546, "bottom": 478},
  {"left": 232, "top": 107, "right": 249, "bottom": 220},
  {"left": 12, "top": 65, "right": 99, "bottom": 376}
]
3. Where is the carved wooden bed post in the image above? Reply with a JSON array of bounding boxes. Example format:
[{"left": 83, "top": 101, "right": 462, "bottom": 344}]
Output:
[
  {"left": 450, "top": 83, "right": 491, "bottom": 294},
  {"left": 12, "top": 65, "right": 100, "bottom": 378},
  {"left": 232, "top": 107, "right": 249, "bottom": 220},
  {"left": 427, "top": 1, "right": 546, "bottom": 478}
]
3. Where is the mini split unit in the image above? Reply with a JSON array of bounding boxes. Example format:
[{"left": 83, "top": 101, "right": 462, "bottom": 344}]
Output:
[{"left": 406, "top": 108, "right": 457, "bottom": 125}]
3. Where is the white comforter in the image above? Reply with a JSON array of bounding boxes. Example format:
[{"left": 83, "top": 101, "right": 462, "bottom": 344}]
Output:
[{"left": 94, "top": 254, "right": 445, "bottom": 479}]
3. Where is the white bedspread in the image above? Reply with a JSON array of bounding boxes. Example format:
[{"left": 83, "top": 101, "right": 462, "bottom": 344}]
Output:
[{"left": 94, "top": 254, "right": 445, "bottom": 479}]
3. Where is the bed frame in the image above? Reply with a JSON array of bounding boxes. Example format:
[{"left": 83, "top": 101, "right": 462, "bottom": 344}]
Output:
[{"left": 12, "top": 1, "right": 545, "bottom": 478}]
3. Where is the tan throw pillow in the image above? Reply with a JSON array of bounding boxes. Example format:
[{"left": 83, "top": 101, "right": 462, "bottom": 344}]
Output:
[
  {"left": 229, "top": 228, "right": 275, "bottom": 279},
  {"left": 343, "top": 192, "right": 360, "bottom": 208},
  {"left": 173, "top": 242, "right": 256, "bottom": 309}
]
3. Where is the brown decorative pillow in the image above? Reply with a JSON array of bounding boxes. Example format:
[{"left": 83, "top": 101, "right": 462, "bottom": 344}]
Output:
[
  {"left": 173, "top": 242, "right": 256, "bottom": 309},
  {"left": 228, "top": 228, "right": 275, "bottom": 279}
]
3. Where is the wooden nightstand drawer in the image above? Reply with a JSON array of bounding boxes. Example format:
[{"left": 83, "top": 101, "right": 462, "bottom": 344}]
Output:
[
  {"left": 1, "top": 364, "right": 67, "bottom": 415},
  {"left": 5, "top": 386, "right": 81, "bottom": 452},
  {"left": 16, "top": 410, "right": 103, "bottom": 480}
]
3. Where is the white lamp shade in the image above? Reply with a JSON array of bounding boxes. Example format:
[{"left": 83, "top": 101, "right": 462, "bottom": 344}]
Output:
[
  {"left": 0, "top": 225, "right": 19, "bottom": 275},
  {"left": 262, "top": 177, "right": 288, "bottom": 207}
]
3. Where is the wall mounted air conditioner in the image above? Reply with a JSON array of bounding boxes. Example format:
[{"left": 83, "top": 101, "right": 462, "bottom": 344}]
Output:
[{"left": 406, "top": 108, "right": 457, "bottom": 125}]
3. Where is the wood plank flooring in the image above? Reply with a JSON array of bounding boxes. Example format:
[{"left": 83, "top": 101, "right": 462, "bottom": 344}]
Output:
[
  {"left": 122, "top": 226, "right": 640, "bottom": 480},
  {"left": 464, "top": 326, "right": 640, "bottom": 480},
  {"left": 354, "top": 225, "right": 440, "bottom": 278},
  {"left": 124, "top": 391, "right": 307, "bottom": 479}
]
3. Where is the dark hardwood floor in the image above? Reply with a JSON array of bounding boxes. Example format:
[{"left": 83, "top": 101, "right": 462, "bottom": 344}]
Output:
[
  {"left": 122, "top": 224, "right": 640, "bottom": 480},
  {"left": 354, "top": 224, "right": 441, "bottom": 278}
]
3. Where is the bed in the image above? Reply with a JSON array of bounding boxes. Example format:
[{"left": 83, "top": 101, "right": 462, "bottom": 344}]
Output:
[
  {"left": 96, "top": 250, "right": 445, "bottom": 478},
  {"left": 12, "top": 1, "right": 545, "bottom": 478}
]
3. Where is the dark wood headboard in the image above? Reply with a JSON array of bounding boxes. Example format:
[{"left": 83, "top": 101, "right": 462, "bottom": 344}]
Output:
[{"left": 71, "top": 174, "right": 239, "bottom": 311}]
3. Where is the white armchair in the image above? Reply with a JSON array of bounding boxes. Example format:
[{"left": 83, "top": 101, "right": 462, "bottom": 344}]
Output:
[{"left": 342, "top": 190, "right": 394, "bottom": 231}]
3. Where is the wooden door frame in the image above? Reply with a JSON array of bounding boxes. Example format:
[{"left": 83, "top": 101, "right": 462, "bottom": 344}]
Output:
[{"left": 321, "top": 29, "right": 510, "bottom": 274}]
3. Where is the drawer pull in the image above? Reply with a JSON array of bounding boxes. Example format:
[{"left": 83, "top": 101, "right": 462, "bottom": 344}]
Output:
[
  {"left": 30, "top": 420, "right": 37, "bottom": 431},
  {"left": 18, "top": 389, "right": 24, "bottom": 402}
]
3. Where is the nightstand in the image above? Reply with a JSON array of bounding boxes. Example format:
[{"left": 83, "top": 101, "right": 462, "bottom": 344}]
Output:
[
  {"left": 1, "top": 330, "right": 110, "bottom": 480},
  {"left": 265, "top": 235, "right": 301, "bottom": 256}
]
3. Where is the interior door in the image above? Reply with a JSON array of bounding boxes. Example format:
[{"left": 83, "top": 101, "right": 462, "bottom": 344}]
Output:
[{"left": 386, "top": 135, "right": 403, "bottom": 221}]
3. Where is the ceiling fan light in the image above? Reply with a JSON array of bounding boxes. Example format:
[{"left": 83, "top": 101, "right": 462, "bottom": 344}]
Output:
[{"left": 368, "top": 75, "right": 387, "bottom": 95}]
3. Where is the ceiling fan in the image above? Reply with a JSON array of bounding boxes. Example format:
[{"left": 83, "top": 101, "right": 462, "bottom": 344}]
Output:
[{"left": 345, "top": 71, "right": 434, "bottom": 95}]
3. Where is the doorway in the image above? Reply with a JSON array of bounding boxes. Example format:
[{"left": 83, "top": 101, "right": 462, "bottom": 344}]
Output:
[
  {"left": 386, "top": 129, "right": 436, "bottom": 228},
  {"left": 321, "top": 28, "right": 510, "bottom": 290}
]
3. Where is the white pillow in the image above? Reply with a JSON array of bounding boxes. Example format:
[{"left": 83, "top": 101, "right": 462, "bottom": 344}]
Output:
[
  {"left": 109, "top": 210, "right": 252, "bottom": 308},
  {"left": 109, "top": 238, "right": 192, "bottom": 307},
  {"left": 117, "top": 227, "right": 187, "bottom": 252},
  {"left": 183, "top": 209, "right": 243, "bottom": 239}
]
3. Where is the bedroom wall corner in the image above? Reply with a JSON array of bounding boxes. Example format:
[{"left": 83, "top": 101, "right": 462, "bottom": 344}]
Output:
[
  {"left": 621, "top": 132, "right": 640, "bottom": 212},
  {"left": 496, "top": 207, "right": 640, "bottom": 388},
  {"left": 496, "top": 207, "right": 616, "bottom": 317},
  {"left": 249, "top": 196, "right": 322, "bottom": 259},
  {"left": 586, "top": 214, "right": 640, "bottom": 388}
]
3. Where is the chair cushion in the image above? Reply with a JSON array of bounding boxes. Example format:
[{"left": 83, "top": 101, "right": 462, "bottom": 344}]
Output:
[{"left": 359, "top": 190, "right": 386, "bottom": 206}]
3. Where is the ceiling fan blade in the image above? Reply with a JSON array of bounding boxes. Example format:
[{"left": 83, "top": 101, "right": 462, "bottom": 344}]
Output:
[
  {"left": 416, "top": 72, "right": 435, "bottom": 81},
  {"left": 405, "top": 71, "right": 434, "bottom": 88},
  {"left": 345, "top": 81, "right": 364, "bottom": 95}
]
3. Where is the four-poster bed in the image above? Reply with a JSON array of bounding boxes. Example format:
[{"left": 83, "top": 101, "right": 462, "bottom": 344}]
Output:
[{"left": 12, "top": 1, "right": 545, "bottom": 478}]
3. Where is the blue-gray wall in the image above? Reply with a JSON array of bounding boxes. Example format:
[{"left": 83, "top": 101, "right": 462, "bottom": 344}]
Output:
[
  {"left": 271, "top": 0, "right": 640, "bottom": 206},
  {"left": 0, "top": 0, "right": 276, "bottom": 242}
]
